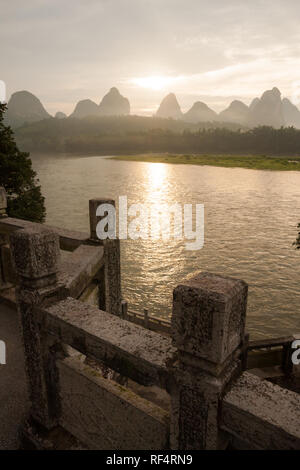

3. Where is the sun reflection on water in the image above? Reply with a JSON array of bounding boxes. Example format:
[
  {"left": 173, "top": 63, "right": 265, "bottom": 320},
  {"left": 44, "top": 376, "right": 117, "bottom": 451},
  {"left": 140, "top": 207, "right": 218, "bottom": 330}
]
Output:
[{"left": 147, "top": 162, "right": 167, "bottom": 189}]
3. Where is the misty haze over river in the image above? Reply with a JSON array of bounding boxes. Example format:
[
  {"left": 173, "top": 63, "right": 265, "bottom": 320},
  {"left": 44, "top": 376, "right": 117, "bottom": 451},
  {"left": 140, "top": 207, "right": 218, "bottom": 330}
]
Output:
[{"left": 32, "top": 154, "right": 300, "bottom": 340}]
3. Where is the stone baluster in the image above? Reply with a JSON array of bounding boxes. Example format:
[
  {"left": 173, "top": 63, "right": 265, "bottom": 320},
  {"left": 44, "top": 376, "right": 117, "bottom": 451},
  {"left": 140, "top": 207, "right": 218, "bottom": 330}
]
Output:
[
  {"left": 121, "top": 300, "right": 128, "bottom": 319},
  {"left": 170, "top": 271, "right": 248, "bottom": 450},
  {"left": 0, "top": 187, "right": 7, "bottom": 219},
  {"left": 144, "top": 308, "right": 149, "bottom": 329},
  {"left": 10, "top": 226, "right": 64, "bottom": 429},
  {"left": 89, "top": 198, "right": 121, "bottom": 316}
]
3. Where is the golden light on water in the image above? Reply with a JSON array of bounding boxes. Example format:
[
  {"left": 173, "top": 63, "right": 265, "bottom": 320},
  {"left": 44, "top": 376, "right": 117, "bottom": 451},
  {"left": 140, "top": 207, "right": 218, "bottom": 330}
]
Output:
[
  {"left": 144, "top": 163, "right": 171, "bottom": 240},
  {"left": 147, "top": 162, "right": 167, "bottom": 191}
]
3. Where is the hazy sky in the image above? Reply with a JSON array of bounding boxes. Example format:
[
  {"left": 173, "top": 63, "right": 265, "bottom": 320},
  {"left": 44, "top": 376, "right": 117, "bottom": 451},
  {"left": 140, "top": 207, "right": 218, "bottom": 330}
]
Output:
[{"left": 2, "top": 0, "right": 300, "bottom": 116}]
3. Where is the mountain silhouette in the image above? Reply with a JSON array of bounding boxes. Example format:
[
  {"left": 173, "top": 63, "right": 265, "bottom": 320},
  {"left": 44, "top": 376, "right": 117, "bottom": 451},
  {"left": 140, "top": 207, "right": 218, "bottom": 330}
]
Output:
[
  {"left": 70, "top": 88, "right": 130, "bottom": 119},
  {"left": 5, "top": 90, "right": 51, "bottom": 128},
  {"left": 282, "top": 98, "right": 300, "bottom": 128},
  {"left": 55, "top": 111, "right": 67, "bottom": 119},
  {"left": 70, "top": 99, "right": 99, "bottom": 118},
  {"left": 219, "top": 100, "right": 249, "bottom": 125},
  {"left": 184, "top": 101, "right": 217, "bottom": 123},
  {"left": 249, "top": 97, "right": 260, "bottom": 111},
  {"left": 248, "top": 87, "right": 285, "bottom": 128},
  {"left": 98, "top": 87, "right": 130, "bottom": 116},
  {"left": 156, "top": 93, "right": 183, "bottom": 119}
]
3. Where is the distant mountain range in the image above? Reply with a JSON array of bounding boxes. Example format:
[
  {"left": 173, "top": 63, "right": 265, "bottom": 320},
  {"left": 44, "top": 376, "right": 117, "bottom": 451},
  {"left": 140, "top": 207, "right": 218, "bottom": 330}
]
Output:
[
  {"left": 4, "top": 86, "right": 300, "bottom": 130},
  {"left": 4, "top": 87, "right": 130, "bottom": 128},
  {"left": 156, "top": 87, "right": 300, "bottom": 129}
]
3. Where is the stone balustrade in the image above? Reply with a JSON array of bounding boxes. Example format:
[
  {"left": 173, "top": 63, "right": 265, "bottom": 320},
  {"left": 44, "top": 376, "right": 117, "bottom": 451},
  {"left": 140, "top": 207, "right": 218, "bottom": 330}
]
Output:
[{"left": 0, "top": 186, "right": 299, "bottom": 450}]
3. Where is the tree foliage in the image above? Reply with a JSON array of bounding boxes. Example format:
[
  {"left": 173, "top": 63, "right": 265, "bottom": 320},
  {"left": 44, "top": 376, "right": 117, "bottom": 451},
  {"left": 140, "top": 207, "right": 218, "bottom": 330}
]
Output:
[
  {"left": 13, "top": 116, "right": 300, "bottom": 155},
  {"left": 0, "top": 103, "right": 45, "bottom": 222}
]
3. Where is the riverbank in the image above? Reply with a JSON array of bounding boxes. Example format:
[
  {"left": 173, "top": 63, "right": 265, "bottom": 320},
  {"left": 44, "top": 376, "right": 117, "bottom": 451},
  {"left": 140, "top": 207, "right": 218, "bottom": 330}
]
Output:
[{"left": 111, "top": 154, "right": 300, "bottom": 171}]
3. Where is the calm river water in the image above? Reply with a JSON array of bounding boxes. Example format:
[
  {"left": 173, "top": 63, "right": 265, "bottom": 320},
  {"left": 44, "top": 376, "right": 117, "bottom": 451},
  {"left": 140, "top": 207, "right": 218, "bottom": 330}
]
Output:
[{"left": 32, "top": 154, "right": 300, "bottom": 339}]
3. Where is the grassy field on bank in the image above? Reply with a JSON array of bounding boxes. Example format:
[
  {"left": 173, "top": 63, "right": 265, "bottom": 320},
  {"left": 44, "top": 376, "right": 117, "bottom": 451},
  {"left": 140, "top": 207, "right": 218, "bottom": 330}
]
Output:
[{"left": 111, "top": 154, "right": 300, "bottom": 171}]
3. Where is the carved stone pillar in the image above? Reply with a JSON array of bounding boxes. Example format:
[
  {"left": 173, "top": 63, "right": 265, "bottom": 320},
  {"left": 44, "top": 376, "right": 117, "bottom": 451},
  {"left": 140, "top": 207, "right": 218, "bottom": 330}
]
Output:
[
  {"left": 170, "top": 272, "right": 248, "bottom": 449},
  {"left": 89, "top": 198, "right": 121, "bottom": 316}
]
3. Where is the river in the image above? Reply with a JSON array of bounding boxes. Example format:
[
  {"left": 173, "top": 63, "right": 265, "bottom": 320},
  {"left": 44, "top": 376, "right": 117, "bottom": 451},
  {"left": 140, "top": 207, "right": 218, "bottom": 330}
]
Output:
[{"left": 31, "top": 154, "right": 300, "bottom": 339}]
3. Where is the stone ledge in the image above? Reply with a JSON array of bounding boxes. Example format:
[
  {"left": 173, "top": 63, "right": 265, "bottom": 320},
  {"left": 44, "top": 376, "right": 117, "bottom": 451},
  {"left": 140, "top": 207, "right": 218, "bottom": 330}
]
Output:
[
  {"left": 221, "top": 371, "right": 300, "bottom": 449},
  {"left": 59, "top": 244, "right": 104, "bottom": 298},
  {"left": 0, "top": 217, "right": 89, "bottom": 251},
  {"left": 40, "top": 297, "right": 176, "bottom": 388}
]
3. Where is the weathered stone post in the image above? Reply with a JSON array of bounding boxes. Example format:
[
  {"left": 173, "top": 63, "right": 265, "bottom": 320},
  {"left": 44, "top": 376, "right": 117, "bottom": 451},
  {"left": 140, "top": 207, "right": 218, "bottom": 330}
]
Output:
[
  {"left": 89, "top": 198, "right": 121, "bottom": 316},
  {"left": 170, "top": 272, "right": 248, "bottom": 450},
  {"left": 0, "top": 187, "right": 7, "bottom": 219},
  {"left": 0, "top": 187, "right": 8, "bottom": 288},
  {"left": 10, "top": 226, "right": 64, "bottom": 429}
]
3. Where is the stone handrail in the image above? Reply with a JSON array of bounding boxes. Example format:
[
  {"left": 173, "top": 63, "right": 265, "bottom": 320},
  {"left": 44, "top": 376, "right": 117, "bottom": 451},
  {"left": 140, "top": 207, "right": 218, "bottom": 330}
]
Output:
[
  {"left": 58, "top": 245, "right": 104, "bottom": 298},
  {"left": 40, "top": 297, "right": 175, "bottom": 388},
  {"left": 0, "top": 216, "right": 90, "bottom": 251},
  {"left": 221, "top": 371, "right": 300, "bottom": 449},
  {"left": 2, "top": 187, "right": 299, "bottom": 450}
]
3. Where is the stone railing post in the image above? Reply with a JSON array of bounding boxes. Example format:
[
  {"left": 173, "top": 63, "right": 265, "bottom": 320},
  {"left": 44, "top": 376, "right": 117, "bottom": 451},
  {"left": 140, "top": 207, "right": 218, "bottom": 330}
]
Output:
[
  {"left": 170, "top": 272, "right": 248, "bottom": 450},
  {"left": 89, "top": 198, "right": 121, "bottom": 316},
  {"left": 0, "top": 187, "right": 8, "bottom": 288},
  {"left": 10, "top": 226, "right": 64, "bottom": 429},
  {"left": 0, "top": 187, "right": 7, "bottom": 219}
]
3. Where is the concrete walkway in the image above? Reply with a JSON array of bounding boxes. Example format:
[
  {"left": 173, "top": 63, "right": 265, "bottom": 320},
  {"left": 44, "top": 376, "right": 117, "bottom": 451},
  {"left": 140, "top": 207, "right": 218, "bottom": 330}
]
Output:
[{"left": 0, "top": 300, "right": 28, "bottom": 449}]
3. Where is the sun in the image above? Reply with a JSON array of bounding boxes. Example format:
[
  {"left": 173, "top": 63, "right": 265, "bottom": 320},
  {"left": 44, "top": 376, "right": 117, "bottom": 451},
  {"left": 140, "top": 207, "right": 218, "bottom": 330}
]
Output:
[{"left": 131, "top": 75, "right": 182, "bottom": 91}]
